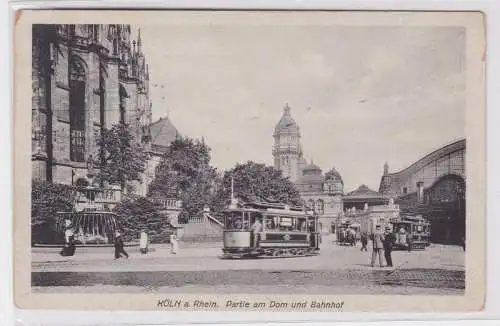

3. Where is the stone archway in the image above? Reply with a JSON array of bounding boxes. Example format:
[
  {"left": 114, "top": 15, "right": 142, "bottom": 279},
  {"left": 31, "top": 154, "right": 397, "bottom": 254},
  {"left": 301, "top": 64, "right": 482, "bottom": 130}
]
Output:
[{"left": 424, "top": 174, "right": 465, "bottom": 244}]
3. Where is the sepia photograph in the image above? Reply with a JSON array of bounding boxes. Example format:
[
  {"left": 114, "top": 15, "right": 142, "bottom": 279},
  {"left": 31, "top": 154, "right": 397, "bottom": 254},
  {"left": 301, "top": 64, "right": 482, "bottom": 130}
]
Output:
[{"left": 14, "top": 10, "right": 486, "bottom": 312}]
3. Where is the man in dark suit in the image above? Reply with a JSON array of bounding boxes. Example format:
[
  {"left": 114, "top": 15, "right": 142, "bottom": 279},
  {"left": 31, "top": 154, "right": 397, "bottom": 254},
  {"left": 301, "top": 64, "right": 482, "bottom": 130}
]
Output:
[
  {"left": 370, "top": 225, "right": 384, "bottom": 267},
  {"left": 114, "top": 231, "right": 129, "bottom": 259},
  {"left": 383, "top": 226, "right": 396, "bottom": 267},
  {"left": 360, "top": 232, "right": 368, "bottom": 251}
]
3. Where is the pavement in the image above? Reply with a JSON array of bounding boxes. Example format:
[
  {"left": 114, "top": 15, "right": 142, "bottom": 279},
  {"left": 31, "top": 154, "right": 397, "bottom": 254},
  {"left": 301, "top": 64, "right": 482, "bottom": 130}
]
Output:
[{"left": 31, "top": 237, "right": 465, "bottom": 294}]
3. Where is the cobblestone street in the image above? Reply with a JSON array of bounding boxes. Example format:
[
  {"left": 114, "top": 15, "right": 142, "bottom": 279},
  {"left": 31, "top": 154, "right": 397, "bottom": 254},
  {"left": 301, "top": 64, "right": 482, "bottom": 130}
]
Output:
[{"left": 31, "top": 237, "right": 465, "bottom": 295}]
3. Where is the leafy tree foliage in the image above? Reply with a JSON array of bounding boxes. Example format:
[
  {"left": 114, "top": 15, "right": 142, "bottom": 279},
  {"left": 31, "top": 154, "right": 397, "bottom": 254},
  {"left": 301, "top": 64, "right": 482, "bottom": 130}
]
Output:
[
  {"left": 94, "top": 123, "right": 147, "bottom": 191},
  {"left": 148, "top": 137, "right": 220, "bottom": 222},
  {"left": 112, "top": 197, "right": 174, "bottom": 243},
  {"left": 211, "top": 161, "right": 303, "bottom": 212},
  {"left": 31, "top": 180, "right": 75, "bottom": 244}
]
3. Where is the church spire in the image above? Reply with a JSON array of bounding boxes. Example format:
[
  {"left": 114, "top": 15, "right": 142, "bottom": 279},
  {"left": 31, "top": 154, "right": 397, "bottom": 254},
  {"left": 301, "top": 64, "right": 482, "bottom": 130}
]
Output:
[{"left": 137, "top": 28, "right": 142, "bottom": 54}]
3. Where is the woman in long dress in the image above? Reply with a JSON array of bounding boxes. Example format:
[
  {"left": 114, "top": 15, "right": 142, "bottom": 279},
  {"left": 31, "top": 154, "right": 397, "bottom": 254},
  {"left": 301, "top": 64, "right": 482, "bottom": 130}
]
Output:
[
  {"left": 139, "top": 231, "right": 149, "bottom": 254},
  {"left": 61, "top": 227, "right": 75, "bottom": 256},
  {"left": 170, "top": 234, "right": 178, "bottom": 254}
]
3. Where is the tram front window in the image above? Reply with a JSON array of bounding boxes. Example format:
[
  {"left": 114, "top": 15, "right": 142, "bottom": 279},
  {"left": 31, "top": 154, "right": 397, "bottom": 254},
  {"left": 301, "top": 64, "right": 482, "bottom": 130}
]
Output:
[{"left": 225, "top": 211, "right": 252, "bottom": 231}]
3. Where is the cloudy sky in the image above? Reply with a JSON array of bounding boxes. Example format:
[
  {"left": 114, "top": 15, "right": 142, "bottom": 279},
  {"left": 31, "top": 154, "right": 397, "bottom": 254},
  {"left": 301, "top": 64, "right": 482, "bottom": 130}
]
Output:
[{"left": 133, "top": 19, "right": 465, "bottom": 192}]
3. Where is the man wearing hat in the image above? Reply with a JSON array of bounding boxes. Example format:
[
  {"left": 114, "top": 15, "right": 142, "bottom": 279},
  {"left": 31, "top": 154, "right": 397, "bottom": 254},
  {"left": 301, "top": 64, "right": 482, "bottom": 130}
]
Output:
[
  {"left": 114, "top": 231, "right": 129, "bottom": 259},
  {"left": 370, "top": 225, "right": 384, "bottom": 267},
  {"left": 383, "top": 226, "right": 396, "bottom": 267}
]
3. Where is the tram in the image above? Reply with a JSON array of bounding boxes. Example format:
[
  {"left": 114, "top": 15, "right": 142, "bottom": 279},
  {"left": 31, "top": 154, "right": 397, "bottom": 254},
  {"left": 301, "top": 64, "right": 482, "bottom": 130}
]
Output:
[
  {"left": 336, "top": 221, "right": 360, "bottom": 246},
  {"left": 221, "top": 200, "right": 321, "bottom": 259},
  {"left": 390, "top": 215, "right": 431, "bottom": 250}
]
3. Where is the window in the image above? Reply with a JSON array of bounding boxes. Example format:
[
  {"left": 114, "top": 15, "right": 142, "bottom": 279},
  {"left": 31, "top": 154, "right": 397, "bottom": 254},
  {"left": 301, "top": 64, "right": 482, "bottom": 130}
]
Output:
[
  {"left": 316, "top": 199, "right": 324, "bottom": 215},
  {"left": 403, "top": 187, "right": 408, "bottom": 194},
  {"left": 225, "top": 211, "right": 243, "bottom": 230},
  {"left": 69, "top": 57, "right": 86, "bottom": 162},
  {"left": 113, "top": 38, "right": 119, "bottom": 56},
  {"left": 265, "top": 216, "right": 277, "bottom": 230},
  {"left": 119, "top": 84, "right": 127, "bottom": 125}
]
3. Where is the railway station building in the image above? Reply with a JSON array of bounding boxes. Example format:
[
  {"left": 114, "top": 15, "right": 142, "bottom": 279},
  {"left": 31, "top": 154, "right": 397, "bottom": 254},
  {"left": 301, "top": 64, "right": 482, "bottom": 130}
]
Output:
[{"left": 378, "top": 139, "right": 466, "bottom": 244}]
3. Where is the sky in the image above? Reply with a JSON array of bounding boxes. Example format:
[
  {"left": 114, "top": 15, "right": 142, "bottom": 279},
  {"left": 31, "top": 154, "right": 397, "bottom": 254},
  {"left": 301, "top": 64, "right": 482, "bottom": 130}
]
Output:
[{"left": 131, "top": 20, "right": 465, "bottom": 193}]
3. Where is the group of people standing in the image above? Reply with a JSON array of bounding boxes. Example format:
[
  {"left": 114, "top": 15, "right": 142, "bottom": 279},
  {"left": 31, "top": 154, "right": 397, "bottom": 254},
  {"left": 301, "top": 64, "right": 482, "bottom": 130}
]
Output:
[
  {"left": 358, "top": 225, "right": 397, "bottom": 268},
  {"left": 59, "top": 221, "right": 179, "bottom": 259}
]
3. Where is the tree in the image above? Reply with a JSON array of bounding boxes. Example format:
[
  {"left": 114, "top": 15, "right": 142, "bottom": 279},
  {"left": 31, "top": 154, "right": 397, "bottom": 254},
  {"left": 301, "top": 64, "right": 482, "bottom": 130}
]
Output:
[
  {"left": 112, "top": 197, "right": 173, "bottom": 243},
  {"left": 211, "top": 161, "right": 303, "bottom": 212},
  {"left": 148, "top": 137, "right": 219, "bottom": 222},
  {"left": 31, "top": 180, "right": 75, "bottom": 244},
  {"left": 94, "top": 123, "right": 147, "bottom": 191}
]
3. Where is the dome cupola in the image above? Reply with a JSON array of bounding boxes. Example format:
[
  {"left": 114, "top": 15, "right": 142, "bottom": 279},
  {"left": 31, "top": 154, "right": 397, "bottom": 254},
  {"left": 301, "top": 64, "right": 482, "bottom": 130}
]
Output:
[{"left": 273, "top": 103, "right": 300, "bottom": 136}]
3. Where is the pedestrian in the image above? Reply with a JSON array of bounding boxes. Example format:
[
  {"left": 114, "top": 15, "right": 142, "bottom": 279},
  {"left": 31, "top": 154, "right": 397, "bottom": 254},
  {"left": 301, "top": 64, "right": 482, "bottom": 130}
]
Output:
[
  {"left": 407, "top": 235, "right": 413, "bottom": 252},
  {"left": 349, "top": 228, "right": 356, "bottom": 246},
  {"left": 360, "top": 232, "right": 368, "bottom": 251},
  {"left": 398, "top": 227, "right": 407, "bottom": 246},
  {"left": 383, "top": 226, "right": 396, "bottom": 267},
  {"left": 60, "top": 221, "right": 76, "bottom": 257},
  {"left": 170, "top": 233, "right": 179, "bottom": 254},
  {"left": 114, "top": 231, "right": 129, "bottom": 259},
  {"left": 370, "top": 225, "right": 384, "bottom": 267},
  {"left": 251, "top": 218, "right": 262, "bottom": 247},
  {"left": 461, "top": 235, "right": 465, "bottom": 251},
  {"left": 139, "top": 230, "right": 149, "bottom": 254}
]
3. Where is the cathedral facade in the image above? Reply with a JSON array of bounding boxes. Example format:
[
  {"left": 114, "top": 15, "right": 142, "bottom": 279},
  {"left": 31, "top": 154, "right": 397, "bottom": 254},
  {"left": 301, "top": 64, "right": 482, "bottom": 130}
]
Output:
[
  {"left": 273, "top": 105, "right": 344, "bottom": 232},
  {"left": 32, "top": 24, "right": 153, "bottom": 189}
]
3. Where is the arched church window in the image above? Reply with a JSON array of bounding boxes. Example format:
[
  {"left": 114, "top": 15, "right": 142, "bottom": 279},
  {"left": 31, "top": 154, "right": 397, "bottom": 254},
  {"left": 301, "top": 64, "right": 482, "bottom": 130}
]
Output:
[
  {"left": 69, "top": 56, "right": 87, "bottom": 163},
  {"left": 113, "top": 38, "right": 119, "bottom": 56},
  {"left": 316, "top": 199, "right": 324, "bottom": 215},
  {"left": 119, "top": 84, "right": 127, "bottom": 125}
]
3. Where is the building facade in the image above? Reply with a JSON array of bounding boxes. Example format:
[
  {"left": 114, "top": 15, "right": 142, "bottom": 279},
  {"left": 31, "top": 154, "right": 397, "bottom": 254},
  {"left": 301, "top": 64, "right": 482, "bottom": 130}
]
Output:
[
  {"left": 137, "top": 116, "right": 181, "bottom": 196},
  {"left": 32, "top": 24, "right": 152, "bottom": 187},
  {"left": 378, "top": 139, "right": 466, "bottom": 244},
  {"left": 272, "top": 103, "right": 307, "bottom": 183},
  {"left": 340, "top": 185, "right": 399, "bottom": 235},
  {"left": 343, "top": 184, "right": 388, "bottom": 211},
  {"left": 273, "top": 105, "right": 344, "bottom": 233}
]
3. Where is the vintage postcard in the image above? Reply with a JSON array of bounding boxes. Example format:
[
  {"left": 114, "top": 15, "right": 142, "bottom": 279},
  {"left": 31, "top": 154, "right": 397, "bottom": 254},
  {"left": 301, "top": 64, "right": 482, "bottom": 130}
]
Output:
[{"left": 14, "top": 10, "right": 485, "bottom": 312}]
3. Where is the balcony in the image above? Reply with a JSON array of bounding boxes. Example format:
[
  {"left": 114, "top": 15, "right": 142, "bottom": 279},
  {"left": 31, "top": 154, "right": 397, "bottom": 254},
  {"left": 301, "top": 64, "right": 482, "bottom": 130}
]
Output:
[
  {"left": 73, "top": 186, "right": 122, "bottom": 212},
  {"left": 149, "top": 197, "right": 182, "bottom": 211}
]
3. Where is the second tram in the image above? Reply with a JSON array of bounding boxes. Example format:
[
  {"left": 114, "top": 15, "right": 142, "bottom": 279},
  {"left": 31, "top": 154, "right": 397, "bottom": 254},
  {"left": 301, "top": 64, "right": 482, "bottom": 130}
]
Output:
[{"left": 390, "top": 215, "right": 431, "bottom": 250}]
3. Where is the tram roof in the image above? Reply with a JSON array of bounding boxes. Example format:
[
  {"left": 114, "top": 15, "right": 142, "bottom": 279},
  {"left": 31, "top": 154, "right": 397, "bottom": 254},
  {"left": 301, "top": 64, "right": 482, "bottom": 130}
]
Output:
[
  {"left": 223, "top": 207, "right": 312, "bottom": 217},
  {"left": 56, "top": 211, "right": 119, "bottom": 216}
]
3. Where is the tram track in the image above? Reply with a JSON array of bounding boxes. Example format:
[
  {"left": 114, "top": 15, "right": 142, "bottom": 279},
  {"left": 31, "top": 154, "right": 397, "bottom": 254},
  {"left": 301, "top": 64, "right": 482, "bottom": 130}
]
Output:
[{"left": 31, "top": 268, "right": 465, "bottom": 292}]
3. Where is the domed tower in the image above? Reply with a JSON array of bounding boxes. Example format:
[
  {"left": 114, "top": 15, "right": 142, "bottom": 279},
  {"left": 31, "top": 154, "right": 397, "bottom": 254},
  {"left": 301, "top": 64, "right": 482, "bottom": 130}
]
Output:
[
  {"left": 273, "top": 104, "right": 304, "bottom": 182},
  {"left": 324, "top": 167, "right": 344, "bottom": 218},
  {"left": 324, "top": 167, "right": 344, "bottom": 195},
  {"left": 300, "top": 161, "right": 324, "bottom": 189}
]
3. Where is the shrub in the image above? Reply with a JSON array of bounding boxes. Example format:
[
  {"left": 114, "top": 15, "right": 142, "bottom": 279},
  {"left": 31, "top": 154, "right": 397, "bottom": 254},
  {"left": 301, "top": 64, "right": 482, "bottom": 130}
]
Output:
[
  {"left": 112, "top": 197, "right": 174, "bottom": 243},
  {"left": 31, "top": 180, "right": 75, "bottom": 244}
]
